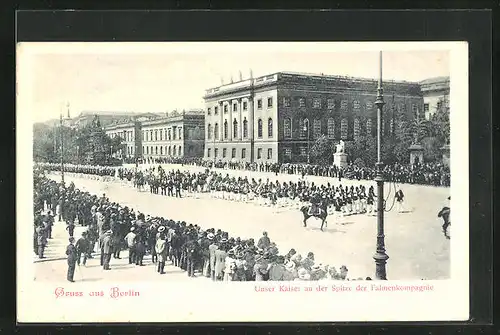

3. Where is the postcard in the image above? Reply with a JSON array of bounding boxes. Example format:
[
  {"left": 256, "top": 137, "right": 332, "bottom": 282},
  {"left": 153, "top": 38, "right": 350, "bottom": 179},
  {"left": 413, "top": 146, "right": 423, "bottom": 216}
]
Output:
[{"left": 17, "top": 41, "right": 468, "bottom": 322}]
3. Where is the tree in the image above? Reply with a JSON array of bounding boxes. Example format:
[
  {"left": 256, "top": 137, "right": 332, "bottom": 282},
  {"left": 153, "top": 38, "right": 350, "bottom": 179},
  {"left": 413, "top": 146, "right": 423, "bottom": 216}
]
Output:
[
  {"left": 429, "top": 99, "right": 450, "bottom": 144},
  {"left": 310, "top": 135, "right": 334, "bottom": 165},
  {"left": 32, "top": 116, "right": 121, "bottom": 166}
]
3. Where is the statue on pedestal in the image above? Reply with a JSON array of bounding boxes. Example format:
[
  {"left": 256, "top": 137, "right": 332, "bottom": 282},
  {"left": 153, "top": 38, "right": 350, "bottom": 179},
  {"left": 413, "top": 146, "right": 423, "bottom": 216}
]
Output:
[{"left": 335, "top": 140, "right": 345, "bottom": 154}]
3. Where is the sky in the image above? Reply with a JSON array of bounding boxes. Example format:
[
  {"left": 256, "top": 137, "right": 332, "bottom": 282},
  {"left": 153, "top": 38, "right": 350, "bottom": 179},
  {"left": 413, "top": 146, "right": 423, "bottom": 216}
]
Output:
[{"left": 19, "top": 42, "right": 451, "bottom": 123}]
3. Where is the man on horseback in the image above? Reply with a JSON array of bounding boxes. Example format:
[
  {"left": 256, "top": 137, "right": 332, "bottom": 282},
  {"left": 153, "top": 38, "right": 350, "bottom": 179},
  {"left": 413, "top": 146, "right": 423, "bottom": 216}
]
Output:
[{"left": 308, "top": 190, "right": 321, "bottom": 216}]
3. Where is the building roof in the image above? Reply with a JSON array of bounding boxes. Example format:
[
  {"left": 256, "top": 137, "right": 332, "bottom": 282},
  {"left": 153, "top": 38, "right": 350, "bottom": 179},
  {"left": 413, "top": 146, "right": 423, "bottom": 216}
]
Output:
[
  {"left": 206, "top": 71, "right": 420, "bottom": 93},
  {"left": 419, "top": 76, "right": 450, "bottom": 85}
]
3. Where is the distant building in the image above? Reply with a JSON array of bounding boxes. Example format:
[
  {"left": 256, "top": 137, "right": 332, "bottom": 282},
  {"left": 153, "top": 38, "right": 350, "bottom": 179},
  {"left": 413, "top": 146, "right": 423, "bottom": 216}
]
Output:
[
  {"left": 105, "top": 121, "right": 142, "bottom": 160},
  {"left": 419, "top": 76, "right": 450, "bottom": 120},
  {"left": 104, "top": 110, "right": 205, "bottom": 162},
  {"left": 74, "top": 111, "right": 162, "bottom": 129},
  {"left": 203, "top": 71, "right": 424, "bottom": 164},
  {"left": 141, "top": 110, "right": 205, "bottom": 161}
]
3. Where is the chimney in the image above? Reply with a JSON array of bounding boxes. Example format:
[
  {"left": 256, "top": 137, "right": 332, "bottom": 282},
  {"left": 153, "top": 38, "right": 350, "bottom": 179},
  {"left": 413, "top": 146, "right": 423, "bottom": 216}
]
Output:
[{"left": 239, "top": 70, "right": 243, "bottom": 81}]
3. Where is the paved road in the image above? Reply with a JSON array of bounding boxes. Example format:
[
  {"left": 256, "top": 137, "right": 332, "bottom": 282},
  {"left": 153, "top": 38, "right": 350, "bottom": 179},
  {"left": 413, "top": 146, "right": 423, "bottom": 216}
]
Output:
[{"left": 38, "top": 170, "right": 450, "bottom": 281}]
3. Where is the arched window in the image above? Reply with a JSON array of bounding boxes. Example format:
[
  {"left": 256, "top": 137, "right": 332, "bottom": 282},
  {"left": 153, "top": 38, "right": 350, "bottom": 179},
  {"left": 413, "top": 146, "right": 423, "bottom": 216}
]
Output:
[
  {"left": 257, "top": 119, "right": 263, "bottom": 138},
  {"left": 327, "top": 118, "right": 335, "bottom": 139},
  {"left": 155, "top": 146, "right": 158, "bottom": 155},
  {"left": 366, "top": 119, "right": 372, "bottom": 137},
  {"left": 178, "top": 146, "right": 182, "bottom": 156},
  {"left": 214, "top": 123, "right": 219, "bottom": 140},
  {"left": 160, "top": 146, "right": 163, "bottom": 155},
  {"left": 168, "top": 146, "right": 171, "bottom": 156},
  {"left": 284, "top": 118, "right": 292, "bottom": 138},
  {"left": 268, "top": 118, "right": 273, "bottom": 138},
  {"left": 299, "top": 118, "right": 309, "bottom": 138},
  {"left": 341, "top": 118, "right": 348, "bottom": 140},
  {"left": 243, "top": 118, "right": 248, "bottom": 138},
  {"left": 233, "top": 119, "right": 238, "bottom": 139},
  {"left": 173, "top": 146, "right": 177, "bottom": 156},
  {"left": 224, "top": 120, "right": 228, "bottom": 139},
  {"left": 207, "top": 123, "right": 212, "bottom": 139},
  {"left": 313, "top": 119, "right": 321, "bottom": 139},
  {"left": 353, "top": 118, "right": 360, "bottom": 140},
  {"left": 155, "top": 130, "right": 158, "bottom": 141}
]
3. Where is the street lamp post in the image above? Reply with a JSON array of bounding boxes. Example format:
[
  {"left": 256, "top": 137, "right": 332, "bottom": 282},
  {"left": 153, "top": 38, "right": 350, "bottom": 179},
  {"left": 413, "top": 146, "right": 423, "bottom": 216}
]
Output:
[
  {"left": 59, "top": 113, "right": 65, "bottom": 184},
  {"left": 303, "top": 120, "right": 310, "bottom": 164},
  {"left": 373, "top": 51, "right": 389, "bottom": 280},
  {"left": 213, "top": 131, "right": 216, "bottom": 167}
]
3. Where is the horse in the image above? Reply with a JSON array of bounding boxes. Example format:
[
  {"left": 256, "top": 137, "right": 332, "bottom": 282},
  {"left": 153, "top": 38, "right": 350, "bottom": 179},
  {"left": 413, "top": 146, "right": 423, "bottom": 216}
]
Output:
[
  {"left": 300, "top": 201, "right": 329, "bottom": 231},
  {"left": 437, "top": 206, "right": 451, "bottom": 239}
]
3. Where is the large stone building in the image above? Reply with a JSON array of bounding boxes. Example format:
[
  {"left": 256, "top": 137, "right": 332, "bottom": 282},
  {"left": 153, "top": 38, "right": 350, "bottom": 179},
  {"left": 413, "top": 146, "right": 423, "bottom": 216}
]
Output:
[
  {"left": 105, "top": 121, "right": 143, "bottom": 160},
  {"left": 419, "top": 76, "right": 450, "bottom": 120},
  {"left": 140, "top": 110, "right": 205, "bottom": 161},
  {"left": 203, "top": 71, "right": 424, "bottom": 164},
  {"left": 104, "top": 110, "right": 205, "bottom": 162}
]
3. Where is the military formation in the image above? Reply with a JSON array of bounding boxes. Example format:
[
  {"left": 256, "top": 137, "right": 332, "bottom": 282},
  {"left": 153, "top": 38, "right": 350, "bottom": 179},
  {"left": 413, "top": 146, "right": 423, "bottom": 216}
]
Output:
[{"left": 34, "top": 167, "right": 362, "bottom": 282}]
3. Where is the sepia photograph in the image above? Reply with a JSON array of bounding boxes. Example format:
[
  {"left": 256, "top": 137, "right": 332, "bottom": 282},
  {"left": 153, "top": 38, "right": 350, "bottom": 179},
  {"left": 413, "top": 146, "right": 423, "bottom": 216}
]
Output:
[{"left": 17, "top": 42, "right": 469, "bottom": 322}]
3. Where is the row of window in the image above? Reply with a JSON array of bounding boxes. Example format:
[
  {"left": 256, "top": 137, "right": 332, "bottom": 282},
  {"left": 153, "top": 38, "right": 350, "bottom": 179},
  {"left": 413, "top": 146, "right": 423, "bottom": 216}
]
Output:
[
  {"left": 207, "top": 98, "right": 275, "bottom": 116},
  {"left": 284, "top": 117, "right": 394, "bottom": 140},
  {"left": 208, "top": 98, "right": 421, "bottom": 115},
  {"left": 207, "top": 118, "right": 274, "bottom": 140},
  {"left": 206, "top": 117, "right": 393, "bottom": 141},
  {"left": 207, "top": 147, "right": 273, "bottom": 160},
  {"left": 109, "top": 130, "right": 134, "bottom": 142},
  {"left": 142, "top": 127, "right": 183, "bottom": 142},
  {"left": 143, "top": 145, "right": 182, "bottom": 156}
]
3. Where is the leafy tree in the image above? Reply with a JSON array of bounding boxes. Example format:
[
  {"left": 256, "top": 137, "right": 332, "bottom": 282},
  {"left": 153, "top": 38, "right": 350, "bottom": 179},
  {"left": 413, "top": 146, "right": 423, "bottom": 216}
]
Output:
[
  {"left": 33, "top": 116, "right": 122, "bottom": 166},
  {"left": 310, "top": 135, "right": 334, "bottom": 165}
]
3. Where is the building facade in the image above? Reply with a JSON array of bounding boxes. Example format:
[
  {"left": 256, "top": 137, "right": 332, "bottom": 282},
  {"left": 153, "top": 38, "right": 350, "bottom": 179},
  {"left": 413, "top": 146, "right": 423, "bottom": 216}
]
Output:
[
  {"left": 203, "top": 71, "right": 424, "bottom": 164},
  {"left": 140, "top": 110, "right": 205, "bottom": 161},
  {"left": 105, "top": 121, "right": 143, "bottom": 160},
  {"left": 419, "top": 76, "right": 450, "bottom": 120}
]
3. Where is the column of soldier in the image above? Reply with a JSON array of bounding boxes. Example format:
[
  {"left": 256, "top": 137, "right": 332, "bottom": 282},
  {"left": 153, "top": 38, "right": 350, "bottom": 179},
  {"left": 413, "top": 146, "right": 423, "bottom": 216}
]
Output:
[
  {"left": 38, "top": 162, "right": 390, "bottom": 218},
  {"left": 34, "top": 168, "right": 363, "bottom": 282}
]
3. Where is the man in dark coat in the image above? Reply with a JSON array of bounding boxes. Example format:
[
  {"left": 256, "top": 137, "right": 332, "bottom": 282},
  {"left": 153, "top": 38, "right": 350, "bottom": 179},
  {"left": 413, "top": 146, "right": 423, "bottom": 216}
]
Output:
[
  {"left": 75, "top": 231, "right": 90, "bottom": 266},
  {"left": 66, "top": 237, "right": 78, "bottom": 282},
  {"left": 185, "top": 234, "right": 199, "bottom": 277},
  {"left": 257, "top": 232, "right": 270, "bottom": 250}
]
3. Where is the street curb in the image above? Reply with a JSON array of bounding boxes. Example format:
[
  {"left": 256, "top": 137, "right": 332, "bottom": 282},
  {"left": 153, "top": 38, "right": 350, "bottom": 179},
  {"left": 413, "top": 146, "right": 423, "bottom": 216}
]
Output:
[{"left": 33, "top": 256, "right": 66, "bottom": 263}]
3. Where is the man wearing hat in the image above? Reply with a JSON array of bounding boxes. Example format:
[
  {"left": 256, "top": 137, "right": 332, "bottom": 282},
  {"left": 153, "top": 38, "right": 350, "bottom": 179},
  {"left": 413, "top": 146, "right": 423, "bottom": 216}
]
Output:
[
  {"left": 257, "top": 232, "right": 270, "bottom": 250},
  {"left": 75, "top": 231, "right": 90, "bottom": 266},
  {"left": 125, "top": 227, "right": 137, "bottom": 264},
  {"left": 202, "top": 233, "right": 214, "bottom": 278},
  {"left": 268, "top": 255, "right": 286, "bottom": 281},
  {"left": 185, "top": 233, "right": 200, "bottom": 277},
  {"left": 101, "top": 230, "right": 113, "bottom": 270},
  {"left": 214, "top": 242, "right": 227, "bottom": 281},
  {"left": 35, "top": 223, "right": 47, "bottom": 259},
  {"left": 302, "top": 252, "right": 315, "bottom": 271},
  {"left": 253, "top": 251, "right": 270, "bottom": 281},
  {"left": 155, "top": 227, "right": 168, "bottom": 274},
  {"left": 66, "top": 237, "right": 78, "bottom": 282},
  {"left": 208, "top": 235, "right": 218, "bottom": 280}
]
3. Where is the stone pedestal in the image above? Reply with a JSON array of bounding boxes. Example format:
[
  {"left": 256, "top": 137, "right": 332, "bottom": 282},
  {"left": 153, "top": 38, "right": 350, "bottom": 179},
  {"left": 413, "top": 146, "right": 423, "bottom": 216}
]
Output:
[
  {"left": 441, "top": 144, "right": 450, "bottom": 167},
  {"left": 409, "top": 144, "right": 424, "bottom": 165},
  {"left": 333, "top": 152, "right": 348, "bottom": 169}
]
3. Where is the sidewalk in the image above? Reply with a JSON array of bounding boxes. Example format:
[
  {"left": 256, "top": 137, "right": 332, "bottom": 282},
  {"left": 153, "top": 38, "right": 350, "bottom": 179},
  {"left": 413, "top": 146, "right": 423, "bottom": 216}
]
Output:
[{"left": 33, "top": 219, "right": 86, "bottom": 263}]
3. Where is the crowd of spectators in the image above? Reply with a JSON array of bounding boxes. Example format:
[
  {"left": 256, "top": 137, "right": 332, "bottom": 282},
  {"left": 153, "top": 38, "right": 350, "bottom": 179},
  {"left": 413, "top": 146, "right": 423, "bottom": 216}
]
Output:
[{"left": 34, "top": 167, "right": 366, "bottom": 282}]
